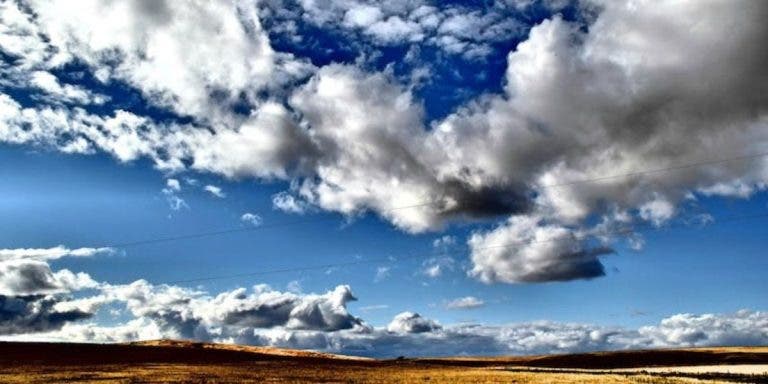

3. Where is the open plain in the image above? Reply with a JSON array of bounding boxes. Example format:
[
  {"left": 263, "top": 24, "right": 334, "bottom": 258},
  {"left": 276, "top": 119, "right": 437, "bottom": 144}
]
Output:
[{"left": 1, "top": 341, "right": 767, "bottom": 383}]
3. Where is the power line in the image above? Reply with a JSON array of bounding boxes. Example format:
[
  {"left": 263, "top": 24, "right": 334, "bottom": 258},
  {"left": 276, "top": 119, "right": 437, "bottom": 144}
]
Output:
[
  {"left": 161, "top": 211, "right": 768, "bottom": 285},
  {"left": 105, "top": 150, "right": 768, "bottom": 250}
]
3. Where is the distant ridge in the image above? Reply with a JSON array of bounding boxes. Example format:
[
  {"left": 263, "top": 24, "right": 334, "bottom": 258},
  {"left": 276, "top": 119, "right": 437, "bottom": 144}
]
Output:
[
  {"left": 125, "top": 339, "right": 371, "bottom": 360},
  {"left": 0, "top": 340, "right": 766, "bottom": 368},
  {"left": 415, "top": 346, "right": 768, "bottom": 369}
]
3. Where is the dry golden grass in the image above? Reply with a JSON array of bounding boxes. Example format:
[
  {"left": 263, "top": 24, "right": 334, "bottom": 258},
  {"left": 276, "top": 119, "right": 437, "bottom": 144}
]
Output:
[
  {"left": 0, "top": 363, "right": 732, "bottom": 384},
  {"left": 0, "top": 341, "right": 765, "bottom": 383}
]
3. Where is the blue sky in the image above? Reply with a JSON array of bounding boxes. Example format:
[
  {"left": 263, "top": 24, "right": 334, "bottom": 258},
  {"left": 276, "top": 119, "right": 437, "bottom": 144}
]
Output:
[
  {"left": 0, "top": 0, "right": 767, "bottom": 356},
  {"left": 2, "top": 144, "right": 767, "bottom": 330}
]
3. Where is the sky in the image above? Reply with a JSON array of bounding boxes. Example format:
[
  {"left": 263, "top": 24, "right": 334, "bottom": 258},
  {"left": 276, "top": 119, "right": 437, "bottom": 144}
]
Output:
[{"left": 0, "top": 0, "right": 767, "bottom": 357}]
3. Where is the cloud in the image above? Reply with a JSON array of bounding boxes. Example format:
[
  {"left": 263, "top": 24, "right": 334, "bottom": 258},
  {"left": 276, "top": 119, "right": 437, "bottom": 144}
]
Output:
[
  {"left": 374, "top": 266, "right": 390, "bottom": 283},
  {"left": 638, "top": 310, "right": 768, "bottom": 347},
  {"left": 343, "top": 5, "right": 383, "bottom": 28},
  {"left": 261, "top": 0, "right": 533, "bottom": 59},
  {"left": 0, "top": 259, "right": 99, "bottom": 296},
  {"left": 639, "top": 197, "right": 675, "bottom": 227},
  {"left": 1, "top": 260, "right": 766, "bottom": 358},
  {"left": 432, "top": 235, "right": 456, "bottom": 249},
  {"left": 165, "top": 179, "right": 181, "bottom": 192},
  {"left": 185, "top": 101, "right": 318, "bottom": 179},
  {"left": 422, "top": 256, "right": 454, "bottom": 278},
  {"left": 267, "top": 310, "right": 768, "bottom": 357},
  {"left": 240, "top": 212, "right": 263, "bottom": 227},
  {"left": 423, "top": 236, "right": 458, "bottom": 277},
  {"left": 161, "top": 180, "right": 187, "bottom": 211},
  {"left": 0, "top": 295, "right": 97, "bottom": 335},
  {"left": 0, "top": 258, "right": 103, "bottom": 335},
  {"left": 0, "top": 246, "right": 113, "bottom": 262},
  {"left": 99, "top": 281, "right": 366, "bottom": 339},
  {"left": 272, "top": 191, "right": 310, "bottom": 214},
  {"left": 20, "top": 0, "right": 310, "bottom": 119},
  {"left": 387, "top": 312, "right": 442, "bottom": 334},
  {"left": 445, "top": 296, "right": 484, "bottom": 310},
  {"left": 9, "top": 308, "right": 768, "bottom": 357},
  {"left": 288, "top": 64, "right": 532, "bottom": 232},
  {"left": 2, "top": 0, "right": 768, "bottom": 284},
  {"left": 203, "top": 185, "right": 226, "bottom": 198},
  {"left": 29, "top": 71, "right": 107, "bottom": 105},
  {"left": 286, "top": 280, "right": 302, "bottom": 293},
  {"left": 469, "top": 215, "right": 613, "bottom": 283}
]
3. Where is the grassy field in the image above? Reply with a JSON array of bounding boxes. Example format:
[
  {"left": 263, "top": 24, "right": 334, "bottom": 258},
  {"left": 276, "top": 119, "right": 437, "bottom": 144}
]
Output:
[
  {"left": 0, "top": 341, "right": 766, "bottom": 383},
  {"left": 0, "top": 362, "right": 739, "bottom": 383}
]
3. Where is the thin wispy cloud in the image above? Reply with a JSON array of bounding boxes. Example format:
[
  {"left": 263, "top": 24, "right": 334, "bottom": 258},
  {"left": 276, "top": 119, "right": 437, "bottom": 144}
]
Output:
[{"left": 445, "top": 296, "right": 484, "bottom": 310}]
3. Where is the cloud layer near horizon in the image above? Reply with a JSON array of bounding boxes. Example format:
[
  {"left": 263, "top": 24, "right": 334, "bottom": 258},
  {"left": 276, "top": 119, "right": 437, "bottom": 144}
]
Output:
[
  {"left": 1, "top": 253, "right": 767, "bottom": 357},
  {"left": 1, "top": 0, "right": 767, "bottom": 285}
]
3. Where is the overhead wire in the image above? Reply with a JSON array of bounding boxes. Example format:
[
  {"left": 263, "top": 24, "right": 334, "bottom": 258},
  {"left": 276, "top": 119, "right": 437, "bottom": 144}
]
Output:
[
  {"left": 161, "top": 210, "right": 768, "bottom": 285},
  {"left": 103, "top": 150, "right": 768, "bottom": 250}
]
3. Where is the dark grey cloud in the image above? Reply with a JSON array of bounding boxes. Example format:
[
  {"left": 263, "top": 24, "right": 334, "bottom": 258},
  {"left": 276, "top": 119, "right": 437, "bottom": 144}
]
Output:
[
  {"left": 0, "top": 261, "right": 61, "bottom": 296},
  {"left": 0, "top": 259, "right": 98, "bottom": 296},
  {"left": 435, "top": 179, "right": 532, "bottom": 220},
  {"left": 0, "top": 253, "right": 105, "bottom": 336},
  {"left": 0, "top": 295, "right": 94, "bottom": 335}
]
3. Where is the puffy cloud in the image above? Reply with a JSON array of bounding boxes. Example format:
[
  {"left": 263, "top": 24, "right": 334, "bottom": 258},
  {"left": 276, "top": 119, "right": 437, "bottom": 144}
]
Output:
[
  {"left": 343, "top": 5, "right": 383, "bottom": 28},
  {"left": 639, "top": 310, "right": 768, "bottom": 348},
  {"left": 203, "top": 185, "right": 226, "bottom": 198},
  {"left": 240, "top": 212, "right": 263, "bottom": 226},
  {"left": 164, "top": 179, "right": 181, "bottom": 192},
  {"left": 445, "top": 296, "right": 484, "bottom": 310},
  {"left": 639, "top": 197, "right": 675, "bottom": 226},
  {"left": 0, "top": 259, "right": 98, "bottom": 296},
  {"left": 99, "top": 281, "right": 365, "bottom": 339},
  {"left": 0, "top": 1, "right": 48, "bottom": 67},
  {"left": 0, "top": 295, "right": 96, "bottom": 335},
  {"left": 21, "top": 0, "right": 310, "bottom": 120},
  {"left": 364, "top": 16, "right": 424, "bottom": 44},
  {"left": 183, "top": 101, "right": 318, "bottom": 179},
  {"left": 261, "top": 0, "right": 534, "bottom": 58},
  {"left": 287, "top": 64, "right": 434, "bottom": 230},
  {"left": 427, "top": 0, "right": 768, "bottom": 282},
  {"left": 387, "top": 312, "right": 442, "bottom": 334},
  {"left": 289, "top": 64, "right": 530, "bottom": 232},
  {"left": 0, "top": 257, "right": 103, "bottom": 335},
  {"left": 161, "top": 178, "right": 187, "bottom": 211},
  {"left": 0, "top": 94, "right": 165, "bottom": 163},
  {"left": 1, "top": 0, "right": 317, "bottom": 179},
  {"left": 29, "top": 71, "right": 107, "bottom": 105},
  {"left": 469, "top": 215, "right": 613, "bottom": 283},
  {"left": 272, "top": 191, "right": 311, "bottom": 214}
]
